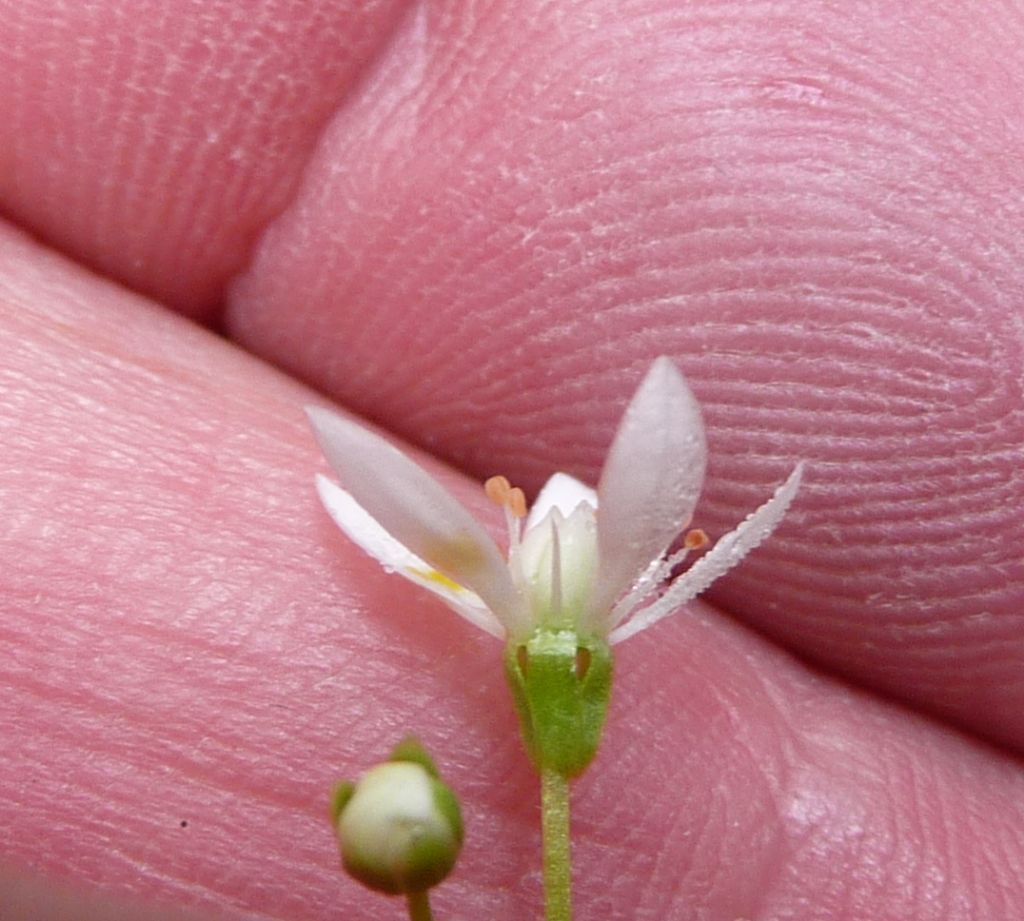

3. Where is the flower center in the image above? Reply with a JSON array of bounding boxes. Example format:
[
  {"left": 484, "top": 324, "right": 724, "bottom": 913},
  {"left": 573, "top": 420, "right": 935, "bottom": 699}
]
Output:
[
  {"left": 519, "top": 506, "right": 598, "bottom": 627},
  {"left": 485, "top": 474, "right": 600, "bottom": 628}
]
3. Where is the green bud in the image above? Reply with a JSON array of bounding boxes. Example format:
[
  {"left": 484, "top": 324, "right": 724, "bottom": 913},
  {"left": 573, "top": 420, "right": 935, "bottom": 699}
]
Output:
[
  {"left": 504, "top": 628, "right": 613, "bottom": 778},
  {"left": 332, "top": 742, "right": 464, "bottom": 895}
]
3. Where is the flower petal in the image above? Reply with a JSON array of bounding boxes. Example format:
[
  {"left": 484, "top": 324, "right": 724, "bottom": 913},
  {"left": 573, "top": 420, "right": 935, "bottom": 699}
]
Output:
[
  {"left": 307, "top": 407, "right": 527, "bottom": 635},
  {"left": 316, "top": 476, "right": 505, "bottom": 638},
  {"left": 588, "top": 358, "right": 708, "bottom": 628},
  {"left": 609, "top": 463, "right": 804, "bottom": 644},
  {"left": 526, "top": 472, "right": 598, "bottom": 531}
]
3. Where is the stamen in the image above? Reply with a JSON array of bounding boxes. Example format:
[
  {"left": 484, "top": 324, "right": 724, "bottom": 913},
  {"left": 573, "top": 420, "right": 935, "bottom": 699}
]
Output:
[
  {"left": 508, "top": 487, "right": 527, "bottom": 519},
  {"left": 684, "top": 528, "right": 709, "bottom": 550},
  {"left": 485, "top": 475, "right": 526, "bottom": 554},
  {"left": 485, "top": 475, "right": 512, "bottom": 506},
  {"left": 608, "top": 534, "right": 706, "bottom": 630}
]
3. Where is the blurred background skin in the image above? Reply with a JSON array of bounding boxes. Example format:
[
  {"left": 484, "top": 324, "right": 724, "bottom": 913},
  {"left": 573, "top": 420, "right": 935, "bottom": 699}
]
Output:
[{"left": 1, "top": 1, "right": 1023, "bottom": 919}]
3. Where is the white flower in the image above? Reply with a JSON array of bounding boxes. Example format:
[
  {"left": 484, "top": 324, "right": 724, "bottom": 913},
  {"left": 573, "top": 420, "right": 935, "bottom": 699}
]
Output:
[{"left": 307, "top": 357, "right": 803, "bottom": 647}]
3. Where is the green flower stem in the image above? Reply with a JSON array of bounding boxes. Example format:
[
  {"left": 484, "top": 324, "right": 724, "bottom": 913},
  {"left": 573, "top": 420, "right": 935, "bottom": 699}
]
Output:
[
  {"left": 406, "top": 890, "right": 434, "bottom": 921},
  {"left": 541, "top": 766, "right": 573, "bottom": 921}
]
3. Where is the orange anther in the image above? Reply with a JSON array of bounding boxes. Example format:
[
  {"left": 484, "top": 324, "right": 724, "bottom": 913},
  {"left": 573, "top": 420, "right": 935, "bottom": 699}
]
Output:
[
  {"left": 684, "top": 528, "right": 709, "bottom": 550},
  {"left": 484, "top": 475, "right": 511, "bottom": 505},
  {"left": 485, "top": 475, "right": 528, "bottom": 518},
  {"left": 508, "top": 487, "right": 527, "bottom": 519}
]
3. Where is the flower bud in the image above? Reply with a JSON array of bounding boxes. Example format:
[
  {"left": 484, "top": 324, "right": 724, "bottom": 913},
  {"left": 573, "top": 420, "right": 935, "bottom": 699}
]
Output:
[{"left": 330, "top": 739, "right": 463, "bottom": 895}]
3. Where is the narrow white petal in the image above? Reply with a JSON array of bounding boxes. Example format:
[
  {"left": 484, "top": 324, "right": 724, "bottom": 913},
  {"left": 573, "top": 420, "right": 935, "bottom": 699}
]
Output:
[
  {"left": 316, "top": 476, "right": 505, "bottom": 638},
  {"left": 526, "top": 472, "right": 598, "bottom": 531},
  {"left": 589, "top": 358, "right": 708, "bottom": 628},
  {"left": 307, "top": 407, "right": 527, "bottom": 635},
  {"left": 606, "top": 543, "right": 694, "bottom": 629},
  {"left": 609, "top": 463, "right": 804, "bottom": 644},
  {"left": 548, "top": 516, "right": 563, "bottom": 622}
]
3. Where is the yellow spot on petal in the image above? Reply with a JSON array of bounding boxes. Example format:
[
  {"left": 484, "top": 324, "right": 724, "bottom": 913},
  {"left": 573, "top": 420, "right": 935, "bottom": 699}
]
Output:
[{"left": 408, "top": 567, "right": 466, "bottom": 592}]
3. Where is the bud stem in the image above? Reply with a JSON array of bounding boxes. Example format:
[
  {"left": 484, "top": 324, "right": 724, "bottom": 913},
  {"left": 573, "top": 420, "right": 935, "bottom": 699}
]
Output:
[
  {"left": 541, "top": 766, "right": 573, "bottom": 921},
  {"left": 406, "top": 890, "right": 434, "bottom": 921}
]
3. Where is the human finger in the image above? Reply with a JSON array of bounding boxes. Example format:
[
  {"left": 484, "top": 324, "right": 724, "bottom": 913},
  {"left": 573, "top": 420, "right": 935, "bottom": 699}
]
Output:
[
  {"left": 225, "top": 2, "right": 1024, "bottom": 750},
  {"left": 0, "top": 0, "right": 407, "bottom": 315},
  {"left": 3, "top": 223, "right": 1024, "bottom": 919}
]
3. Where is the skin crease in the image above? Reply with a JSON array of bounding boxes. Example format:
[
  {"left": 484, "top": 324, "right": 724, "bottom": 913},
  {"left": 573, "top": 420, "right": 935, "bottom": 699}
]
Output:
[
  {"left": 0, "top": 0, "right": 412, "bottom": 315},
  {"left": 0, "top": 1, "right": 1022, "bottom": 920}
]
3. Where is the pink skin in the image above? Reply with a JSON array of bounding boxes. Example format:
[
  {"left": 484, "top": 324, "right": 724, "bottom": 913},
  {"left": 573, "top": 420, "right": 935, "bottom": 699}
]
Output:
[{"left": 1, "top": 2, "right": 1023, "bottom": 920}]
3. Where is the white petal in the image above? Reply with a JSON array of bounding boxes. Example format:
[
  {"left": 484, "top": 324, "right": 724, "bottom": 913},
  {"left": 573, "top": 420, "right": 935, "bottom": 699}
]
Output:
[
  {"left": 609, "top": 463, "right": 804, "bottom": 644},
  {"left": 526, "top": 472, "right": 598, "bottom": 531},
  {"left": 606, "top": 543, "right": 692, "bottom": 630},
  {"left": 316, "top": 476, "right": 505, "bottom": 638},
  {"left": 588, "top": 358, "right": 708, "bottom": 628},
  {"left": 548, "top": 515, "right": 563, "bottom": 622},
  {"left": 517, "top": 502, "right": 598, "bottom": 628},
  {"left": 307, "top": 407, "right": 527, "bottom": 635}
]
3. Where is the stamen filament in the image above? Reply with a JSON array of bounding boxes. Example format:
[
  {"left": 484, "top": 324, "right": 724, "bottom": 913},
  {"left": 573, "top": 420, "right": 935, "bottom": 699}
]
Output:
[
  {"left": 608, "top": 545, "right": 690, "bottom": 628},
  {"left": 607, "top": 530, "right": 711, "bottom": 629},
  {"left": 485, "top": 475, "right": 527, "bottom": 555}
]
